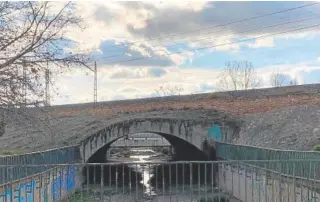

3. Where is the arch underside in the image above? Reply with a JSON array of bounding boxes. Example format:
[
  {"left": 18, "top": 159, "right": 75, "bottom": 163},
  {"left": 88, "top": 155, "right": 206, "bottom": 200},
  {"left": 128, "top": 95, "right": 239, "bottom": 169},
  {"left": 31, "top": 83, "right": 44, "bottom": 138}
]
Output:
[
  {"left": 86, "top": 131, "right": 212, "bottom": 163},
  {"left": 79, "top": 118, "right": 233, "bottom": 162}
]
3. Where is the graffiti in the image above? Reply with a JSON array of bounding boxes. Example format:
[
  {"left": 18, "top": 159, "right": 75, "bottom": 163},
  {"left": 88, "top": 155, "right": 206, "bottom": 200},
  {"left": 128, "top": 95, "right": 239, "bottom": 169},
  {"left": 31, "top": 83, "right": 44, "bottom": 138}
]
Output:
[
  {"left": 0, "top": 181, "right": 36, "bottom": 202},
  {"left": 0, "top": 166, "right": 76, "bottom": 202},
  {"left": 51, "top": 166, "right": 76, "bottom": 201},
  {"left": 207, "top": 124, "right": 222, "bottom": 141}
]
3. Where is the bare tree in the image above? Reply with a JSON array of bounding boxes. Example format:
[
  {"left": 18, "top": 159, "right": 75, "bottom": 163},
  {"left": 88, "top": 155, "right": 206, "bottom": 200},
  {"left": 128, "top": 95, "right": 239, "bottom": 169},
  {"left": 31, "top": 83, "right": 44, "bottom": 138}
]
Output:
[
  {"left": 0, "top": 2, "right": 90, "bottom": 136},
  {"left": 0, "top": 1, "right": 90, "bottom": 109},
  {"left": 270, "top": 71, "right": 287, "bottom": 87},
  {"left": 155, "top": 85, "right": 184, "bottom": 96},
  {"left": 218, "top": 60, "right": 261, "bottom": 91}
]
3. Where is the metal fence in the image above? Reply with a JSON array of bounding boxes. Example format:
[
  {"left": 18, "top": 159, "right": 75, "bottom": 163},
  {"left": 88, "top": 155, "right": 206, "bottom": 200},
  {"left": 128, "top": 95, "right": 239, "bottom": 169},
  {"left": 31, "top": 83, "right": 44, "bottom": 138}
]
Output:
[
  {"left": 216, "top": 142, "right": 320, "bottom": 180},
  {"left": 1, "top": 160, "right": 320, "bottom": 202},
  {"left": 0, "top": 146, "right": 79, "bottom": 185}
]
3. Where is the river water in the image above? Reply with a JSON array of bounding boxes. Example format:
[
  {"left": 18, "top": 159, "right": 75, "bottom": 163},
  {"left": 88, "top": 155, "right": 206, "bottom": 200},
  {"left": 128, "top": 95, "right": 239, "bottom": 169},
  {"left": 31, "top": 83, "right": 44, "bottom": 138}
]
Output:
[{"left": 80, "top": 148, "right": 234, "bottom": 202}]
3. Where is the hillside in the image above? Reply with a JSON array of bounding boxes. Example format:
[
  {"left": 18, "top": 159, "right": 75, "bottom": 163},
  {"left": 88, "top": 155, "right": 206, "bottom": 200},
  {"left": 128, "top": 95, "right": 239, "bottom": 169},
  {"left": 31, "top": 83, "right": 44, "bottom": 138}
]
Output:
[
  {"left": 1, "top": 84, "right": 320, "bottom": 153},
  {"left": 234, "top": 105, "right": 320, "bottom": 151}
]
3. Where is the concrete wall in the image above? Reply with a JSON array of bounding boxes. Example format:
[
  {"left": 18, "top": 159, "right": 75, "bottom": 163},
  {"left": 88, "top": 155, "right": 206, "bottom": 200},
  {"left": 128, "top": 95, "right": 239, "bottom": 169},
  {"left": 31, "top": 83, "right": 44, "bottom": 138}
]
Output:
[
  {"left": 0, "top": 165, "right": 82, "bottom": 202},
  {"left": 218, "top": 163, "right": 320, "bottom": 202},
  {"left": 80, "top": 118, "right": 236, "bottom": 162}
]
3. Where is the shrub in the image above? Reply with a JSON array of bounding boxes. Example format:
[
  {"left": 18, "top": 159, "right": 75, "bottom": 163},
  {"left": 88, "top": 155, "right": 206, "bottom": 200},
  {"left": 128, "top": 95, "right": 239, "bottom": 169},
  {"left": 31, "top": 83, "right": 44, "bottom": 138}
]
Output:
[{"left": 312, "top": 144, "right": 320, "bottom": 151}]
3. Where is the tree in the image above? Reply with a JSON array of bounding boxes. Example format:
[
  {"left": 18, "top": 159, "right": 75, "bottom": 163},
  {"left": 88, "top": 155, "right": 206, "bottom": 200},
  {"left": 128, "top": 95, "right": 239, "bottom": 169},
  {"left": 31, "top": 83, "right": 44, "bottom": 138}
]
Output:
[
  {"left": 218, "top": 60, "right": 261, "bottom": 91},
  {"left": 155, "top": 85, "right": 184, "bottom": 96},
  {"left": 289, "top": 77, "right": 298, "bottom": 85},
  {"left": 0, "top": 1, "right": 90, "bottom": 109},
  {"left": 0, "top": 2, "right": 90, "bottom": 137},
  {"left": 270, "top": 71, "right": 287, "bottom": 87}
]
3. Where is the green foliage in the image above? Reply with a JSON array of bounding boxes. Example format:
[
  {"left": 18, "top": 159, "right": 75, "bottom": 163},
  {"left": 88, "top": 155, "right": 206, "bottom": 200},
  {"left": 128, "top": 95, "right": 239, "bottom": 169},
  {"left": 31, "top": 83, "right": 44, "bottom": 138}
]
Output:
[
  {"left": 312, "top": 144, "right": 320, "bottom": 151},
  {"left": 0, "top": 149, "right": 24, "bottom": 156},
  {"left": 66, "top": 191, "right": 92, "bottom": 202}
]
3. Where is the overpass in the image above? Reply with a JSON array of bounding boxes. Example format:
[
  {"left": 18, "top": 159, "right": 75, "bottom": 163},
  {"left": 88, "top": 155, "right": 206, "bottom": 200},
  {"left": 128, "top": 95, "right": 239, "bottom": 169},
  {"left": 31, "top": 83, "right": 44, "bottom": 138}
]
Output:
[
  {"left": 1, "top": 84, "right": 320, "bottom": 201},
  {"left": 110, "top": 132, "right": 171, "bottom": 148}
]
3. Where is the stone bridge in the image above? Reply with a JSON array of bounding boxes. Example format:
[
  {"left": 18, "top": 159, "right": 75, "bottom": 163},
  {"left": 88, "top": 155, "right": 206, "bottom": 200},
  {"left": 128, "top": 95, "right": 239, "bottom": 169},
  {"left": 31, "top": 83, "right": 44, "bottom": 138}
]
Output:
[
  {"left": 1, "top": 83, "right": 320, "bottom": 152},
  {"left": 1, "top": 84, "right": 320, "bottom": 202},
  {"left": 81, "top": 117, "right": 239, "bottom": 163}
]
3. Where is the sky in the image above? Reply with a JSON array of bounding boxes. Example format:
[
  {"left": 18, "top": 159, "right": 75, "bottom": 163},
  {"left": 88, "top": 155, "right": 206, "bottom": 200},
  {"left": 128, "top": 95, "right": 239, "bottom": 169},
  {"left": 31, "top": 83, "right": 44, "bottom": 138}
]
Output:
[{"left": 51, "top": 1, "right": 320, "bottom": 105}]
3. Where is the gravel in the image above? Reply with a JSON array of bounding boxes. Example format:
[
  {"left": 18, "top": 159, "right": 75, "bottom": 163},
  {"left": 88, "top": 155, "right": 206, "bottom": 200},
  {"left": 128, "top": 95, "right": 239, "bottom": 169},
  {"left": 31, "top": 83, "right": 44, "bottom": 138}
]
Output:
[{"left": 234, "top": 105, "right": 320, "bottom": 151}]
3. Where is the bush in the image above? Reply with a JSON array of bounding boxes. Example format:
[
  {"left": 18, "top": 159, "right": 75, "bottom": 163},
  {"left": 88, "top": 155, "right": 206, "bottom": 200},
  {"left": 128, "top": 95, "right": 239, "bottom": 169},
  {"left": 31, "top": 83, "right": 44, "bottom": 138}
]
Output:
[{"left": 312, "top": 144, "right": 320, "bottom": 151}]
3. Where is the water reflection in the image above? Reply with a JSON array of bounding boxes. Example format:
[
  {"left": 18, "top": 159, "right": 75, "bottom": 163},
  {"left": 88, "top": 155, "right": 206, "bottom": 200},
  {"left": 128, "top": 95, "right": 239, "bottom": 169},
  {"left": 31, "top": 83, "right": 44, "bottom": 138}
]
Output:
[
  {"left": 128, "top": 149, "right": 170, "bottom": 197},
  {"left": 83, "top": 148, "right": 228, "bottom": 201},
  {"left": 129, "top": 155, "right": 156, "bottom": 196}
]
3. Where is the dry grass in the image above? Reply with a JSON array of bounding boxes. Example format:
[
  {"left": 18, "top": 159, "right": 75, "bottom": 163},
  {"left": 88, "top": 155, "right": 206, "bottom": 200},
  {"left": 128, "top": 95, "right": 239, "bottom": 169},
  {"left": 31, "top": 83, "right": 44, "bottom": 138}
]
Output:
[
  {"left": 0, "top": 149, "right": 25, "bottom": 156},
  {"left": 49, "top": 94, "right": 320, "bottom": 118}
]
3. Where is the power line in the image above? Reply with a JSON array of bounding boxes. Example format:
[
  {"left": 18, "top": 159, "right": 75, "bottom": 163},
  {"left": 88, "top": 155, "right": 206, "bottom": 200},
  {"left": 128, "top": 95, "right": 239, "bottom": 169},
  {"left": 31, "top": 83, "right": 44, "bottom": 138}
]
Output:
[
  {"left": 97, "top": 22, "right": 320, "bottom": 65},
  {"left": 94, "top": 2, "right": 319, "bottom": 52},
  {"left": 93, "top": 11, "right": 320, "bottom": 61}
]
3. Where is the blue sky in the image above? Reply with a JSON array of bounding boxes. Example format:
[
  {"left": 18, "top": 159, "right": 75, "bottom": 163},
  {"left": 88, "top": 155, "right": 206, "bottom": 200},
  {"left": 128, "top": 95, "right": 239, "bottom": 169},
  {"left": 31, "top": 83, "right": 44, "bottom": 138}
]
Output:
[
  {"left": 53, "top": 1, "right": 320, "bottom": 105},
  {"left": 189, "top": 34, "right": 320, "bottom": 68}
]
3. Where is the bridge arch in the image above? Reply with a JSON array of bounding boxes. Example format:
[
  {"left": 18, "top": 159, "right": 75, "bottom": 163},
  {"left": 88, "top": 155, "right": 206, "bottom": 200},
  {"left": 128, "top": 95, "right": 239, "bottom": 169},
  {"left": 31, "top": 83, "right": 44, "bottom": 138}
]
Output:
[
  {"left": 87, "top": 131, "right": 212, "bottom": 163},
  {"left": 79, "top": 117, "right": 239, "bottom": 162}
]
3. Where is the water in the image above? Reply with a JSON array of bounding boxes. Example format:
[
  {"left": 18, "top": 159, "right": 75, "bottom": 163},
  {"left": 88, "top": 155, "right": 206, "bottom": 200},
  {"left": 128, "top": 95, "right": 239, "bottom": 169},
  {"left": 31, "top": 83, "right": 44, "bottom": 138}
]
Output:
[{"left": 79, "top": 148, "right": 234, "bottom": 202}]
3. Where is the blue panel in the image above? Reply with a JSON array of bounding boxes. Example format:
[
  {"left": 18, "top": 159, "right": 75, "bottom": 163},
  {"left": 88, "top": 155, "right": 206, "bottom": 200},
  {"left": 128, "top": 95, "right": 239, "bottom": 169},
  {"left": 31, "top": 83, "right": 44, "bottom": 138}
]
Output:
[
  {"left": 207, "top": 124, "right": 222, "bottom": 141},
  {"left": 0, "top": 145, "right": 79, "bottom": 185}
]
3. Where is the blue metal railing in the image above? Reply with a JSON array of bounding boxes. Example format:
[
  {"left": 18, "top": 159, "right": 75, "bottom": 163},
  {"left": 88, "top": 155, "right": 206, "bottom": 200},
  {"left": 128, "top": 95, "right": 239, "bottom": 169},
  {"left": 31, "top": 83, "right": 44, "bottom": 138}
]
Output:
[
  {"left": 2, "top": 140, "right": 320, "bottom": 185},
  {"left": 0, "top": 145, "right": 79, "bottom": 185},
  {"left": 216, "top": 141, "right": 320, "bottom": 179}
]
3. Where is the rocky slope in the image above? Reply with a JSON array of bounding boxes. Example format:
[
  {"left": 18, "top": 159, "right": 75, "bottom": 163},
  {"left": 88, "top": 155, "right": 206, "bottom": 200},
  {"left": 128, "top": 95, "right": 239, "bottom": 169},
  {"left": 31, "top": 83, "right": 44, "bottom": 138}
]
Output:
[{"left": 234, "top": 105, "right": 320, "bottom": 151}]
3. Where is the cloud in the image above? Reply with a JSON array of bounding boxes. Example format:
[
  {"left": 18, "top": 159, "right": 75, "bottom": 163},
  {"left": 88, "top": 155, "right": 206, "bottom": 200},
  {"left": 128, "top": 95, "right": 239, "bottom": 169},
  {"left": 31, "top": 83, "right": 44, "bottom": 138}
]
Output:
[
  {"left": 51, "top": 63, "right": 320, "bottom": 105},
  {"left": 198, "top": 83, "right": 215, "bottom": 93},
  {"left": 256, "top": 63, "right": 320, "bottom": 87},
  {"left": 108, "top": 66, "right": 167, "bottom": 79},
  {"left": 93, "top": 41, "right": 189, "bottom": 67},
  {"left": 64, "top": 1, "right": 320, "bottom": 68},
  {"left": 43, "top": 1, "right": 320, "bottom": 105},
  {"left": 248, "top": 38, "right": 275, "bottom": 48},
  {"left": 118, "top": 87, "right": 140, "bottom": 93}
]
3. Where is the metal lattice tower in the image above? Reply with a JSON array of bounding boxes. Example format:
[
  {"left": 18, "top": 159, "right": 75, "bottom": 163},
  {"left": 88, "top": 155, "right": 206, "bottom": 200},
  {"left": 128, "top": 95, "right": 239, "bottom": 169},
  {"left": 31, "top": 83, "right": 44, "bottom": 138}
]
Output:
[
  {"left": 45, "top": 68, "right": 50, "bottom": 106},
  {"left": 83, "top": 62, "right": 97, "bottom": 107},
  {"left": 22, "top": 63, "right": 27, "bottom": 107},
  {"left": 94, "top": 62, "right": 97, "bottom": 107}
]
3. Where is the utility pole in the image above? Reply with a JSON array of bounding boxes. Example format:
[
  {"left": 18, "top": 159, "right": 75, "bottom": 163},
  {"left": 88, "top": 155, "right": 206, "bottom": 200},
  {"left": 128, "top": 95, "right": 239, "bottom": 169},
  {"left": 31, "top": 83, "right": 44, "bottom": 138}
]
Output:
[
  {"left": 45, "top": 62, "right": 50, "bottom": 106},
  {"left": 23, "top": 61, "right": 27, "bottom": 108},
  {"left": 94, "top": 61, "right": 97, "bottom": 107},
  {"left": 83, "top": 62, "right": 98, "bottom": 108}
]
